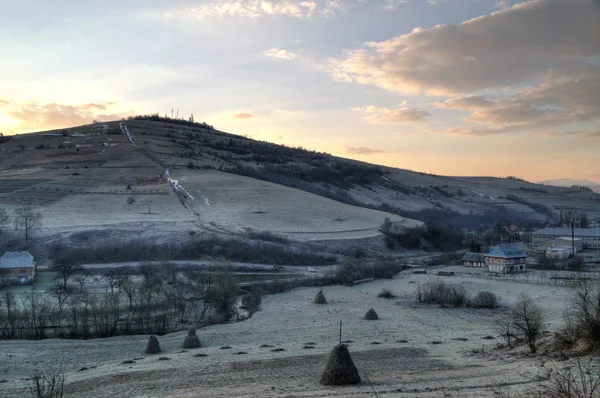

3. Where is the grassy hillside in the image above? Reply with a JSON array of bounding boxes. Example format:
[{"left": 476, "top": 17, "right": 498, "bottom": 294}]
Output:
[{"left": 1, "top": 116, "right": 598, "bottom": 250}]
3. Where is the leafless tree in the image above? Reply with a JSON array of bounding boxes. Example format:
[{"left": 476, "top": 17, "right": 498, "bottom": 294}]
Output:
[
  {"left": 495, "top": 310, "right": 516, "bottom": 348},
  {"left": 73, "top": 271, "right": 90, "bottom": 293},
  {"left": 511, "top": 293, "right": 545, "bottom": 353},
  {"left": 0, "top": 208, "right": 9, "bottom": 235},
  {"left": 50, "top": 258, "right": 83, "bottom": 290},
  {"left": 571, "top": 279, "right": 600, "bottom": 347},
  {"left": 14, "top": 205, "right": 42, "bottom": 245},
  {"left": 28, "top": 368, "right": 65, "bottom": 398}
]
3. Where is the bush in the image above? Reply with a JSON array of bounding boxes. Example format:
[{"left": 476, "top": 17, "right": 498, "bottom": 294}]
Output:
[
  {"left": 568, "top": 255, "right": 585, "bottom": 271},
  {"left": 333, "top": 259, "right": 407, "bottom": 286},
  {"left": 471, "top": 291, "right": 499, "bottom": 308},
  {"left": 378, "top": 288, "right": 396, "bottom": 299},
  {"left": 28, "top": 368, "right": 65, "bottom": 398},
  {"left": 245, "top": 230, "right": 289, "bottom": 244},
  {"left": 127, "top": 196, "right": 135, "bottom": 204},
  {"left": 571, "top": 280, "right": 600, "bottom": 347},
  {"left": 416, "top": 280, "right": 468, "bottom": 307}
]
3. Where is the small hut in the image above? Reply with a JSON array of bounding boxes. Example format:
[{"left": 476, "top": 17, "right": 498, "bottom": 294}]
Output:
[
  {"left": 320, "top": 344, "right": 361, "bottom": 385},
  {"left": 146, "top": 335, "right": 161, "bottom": 354},
  {"left": 314, "top": 289, "right": 327, "bottom": 304},
  {"left": 364, "top": 308, "right": 378, "bottom": 320},
  {"left": 183, "top": 327, "right": 201, "bottom": 349}
]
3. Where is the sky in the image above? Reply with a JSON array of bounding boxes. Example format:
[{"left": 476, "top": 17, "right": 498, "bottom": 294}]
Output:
[{"left": 1, "top": 0, "right": 600, "bottom": 183}]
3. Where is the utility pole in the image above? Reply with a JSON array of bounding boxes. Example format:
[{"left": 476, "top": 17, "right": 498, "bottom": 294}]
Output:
[{"left": 571, "top": 221, "right": 575, "bottom": 257}]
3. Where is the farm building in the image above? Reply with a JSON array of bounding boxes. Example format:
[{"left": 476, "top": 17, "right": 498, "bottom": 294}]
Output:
[
  {"left": 0, "top": 251, "right": 35, "bottom": 284},
  {"left": 484, "top": 244, "right": 527, "bottom": 274},
  {"left": 461, "top": 252, "right": 485, "bottom": 267},
  {"left": 532, "top": 227, "right": 600, "bottom": 249},
  {"left": 546, "top": 246, "right": 572, "bottom": 260}
]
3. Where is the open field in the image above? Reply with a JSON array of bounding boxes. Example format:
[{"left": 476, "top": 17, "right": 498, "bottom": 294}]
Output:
[
  {"left": 171, "top": 169, "right": 419, "bottom": 241},
  {"left": 0, "top": 269, "right": 586, "bottom": 397}
]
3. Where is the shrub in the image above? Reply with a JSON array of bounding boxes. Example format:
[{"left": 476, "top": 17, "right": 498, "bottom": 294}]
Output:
[
  {"left": 127, "top": 196, "right": 135, "bottom": 204},
  {"left": 416, "top": 280, "right": 468, "bottom": 307},
  {"left": 378, "top": 288, "right": 396, "bottom": 299},
  {"left": 571, "top": 280, "right": 600, "bottom": 347},
  {"left": 471, "top": 291, "right": 499, "bottom": 308},
  {"left": 245, "top": 230, "right": 289, "bottom": 244},
  {"left": 511, "top": 293, "right": 545, "bottom": 353},
  {"left": 568, "top": 255, "right": 585, "bottom": 271},
  {"left": 28, "top": 368, "right": 65, "bottom": 398}
]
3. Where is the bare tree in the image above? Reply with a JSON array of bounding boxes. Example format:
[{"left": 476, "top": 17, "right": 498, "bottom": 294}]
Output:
[
  {"left": 0, "top": 208, "right": 9, "bottom": 235},
  {"left": 50, "top": 258, "right": 83, "bottom": 290},
  {"left": 511, "top": 293, "right": 545, "bottom": 353},
  {"left": 571, "top": 279, "right": 600, "bottom": 347},
  {"left": 14, "top": 205, "right": 42, "bottom": 245},
  {"left": 73, "top": 271, "right": 90, "bottom": 293},
  {"left": 28, "top": 368, "right": 65, "bottom": 398},
  {"left": 495, "top": 310, "right": 516, "bottom": 348}
]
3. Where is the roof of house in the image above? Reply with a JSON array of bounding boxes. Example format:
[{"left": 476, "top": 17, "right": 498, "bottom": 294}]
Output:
[
  {"left": 0, "top": 251, "right": 35, "bottom": 269},
  {"left": 507, "top": 224, "right": 521, "bottom": 232},
  {"left": 485, "top": 244, "right": 527, "bottom": 259},
  {"left": 532, "top": 227, "right": 600, "bottom": 237},
  {"left": 547, "top": 246, "right": 571, "bottom": 252},
  {"left": 462, "top": 252, "right": 485, "bottom": 262}
]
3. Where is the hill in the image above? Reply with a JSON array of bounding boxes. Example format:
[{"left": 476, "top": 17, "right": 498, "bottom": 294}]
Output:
[
  {"left": 1, "top": 116, "right": 599, "bottom": 253},
  {"left": 540, "top": 178, "right": 600, "bottom": 194}
]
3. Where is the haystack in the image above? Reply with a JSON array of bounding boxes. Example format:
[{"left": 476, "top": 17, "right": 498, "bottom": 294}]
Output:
[
  {"left": 146, "top": 335, "right": 161, "bottom": 354},
  {"left": 320, "top": 344, "right": 361, "bottom": 385},
  {"left": 183, "top": 327, "right": 201, "bottom": 349},
  {"left": 314, "top": 289, "right": 327, "bottom": 304},
  {"left": 364, "top": 308, "right": 378, "bottom": 320}
]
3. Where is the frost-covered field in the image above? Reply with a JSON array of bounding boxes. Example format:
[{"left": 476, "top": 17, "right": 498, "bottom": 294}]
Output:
[
  {"left": 0, "top": 271, "right": 575, "bottom": 397},
  {"left": 171, "top": 169, "right": 421, "bottom": 241}
]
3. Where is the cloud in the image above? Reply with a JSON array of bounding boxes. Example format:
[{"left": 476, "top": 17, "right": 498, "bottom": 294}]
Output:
[
  {"left": 352, "top": 105, "right": 431, "bottom": 123},
  {"left": 187, "top": 0, "right": 346, "bottom": 20},
  {"left": 435, "top": 70, "right": 600, "bottom": 134},
  {"left": 325, "top": 0, "right": 600, "bottom": 137},
  {"left": 264, "top": 48, "right": 297, "bottom": 60},
  {"left": 0, "top": 100, "right": 126, "bottom": 134},
  {"left": 344, "top": 145, "right": 388, "bottom": 155},
  {"left": 327, "top": 0, "right": 600, "bottom": 95},
  {"left": 231, "top": 112, "right": 257, "bottom": 120}
]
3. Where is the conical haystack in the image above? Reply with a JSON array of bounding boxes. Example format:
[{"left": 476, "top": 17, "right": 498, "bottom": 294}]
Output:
[
  {"left": 146, "top": 335, "right": 161, "bottom": 354},
  {"left": 320, "top": 344, "right": 361, "bottom": 385},
  {"left": 314, "top": 289, "right": 327, "bottom": 304},
  {"left": 183, "top": 327, "right": 201, "bottom": 349},
  {"left": 364, "top": 308, "right": 378, "bottom": 320}
]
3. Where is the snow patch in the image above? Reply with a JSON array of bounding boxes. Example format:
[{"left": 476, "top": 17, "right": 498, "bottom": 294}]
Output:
[
  {"left": 166, "top": 169, "right": 194, "bottom": 201},
  {"left": 119, "top": 122, "right": 137, "bottom": 147},
  {"left": 196, "top": 189, "right": 210, "bottom": 206}
]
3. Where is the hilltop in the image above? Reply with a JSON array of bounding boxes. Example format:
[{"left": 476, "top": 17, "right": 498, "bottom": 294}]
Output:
[{"left": 1, "top": 116, "right": 599, "bottom": 253}]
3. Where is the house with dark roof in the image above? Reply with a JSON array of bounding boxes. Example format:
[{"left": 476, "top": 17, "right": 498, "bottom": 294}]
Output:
[
  {"left": 0, "top": 251, "right": 35, "bottom": 284},
  {"left": 461, "top": 252, "right": 485, "bottom": 267},
  {"left": 484, "top": 244, "right": 527, "bottom": 274}
]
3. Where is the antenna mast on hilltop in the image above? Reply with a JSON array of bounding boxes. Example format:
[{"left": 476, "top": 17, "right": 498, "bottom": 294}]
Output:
[
  {"left": 177, "top": 109, "right": 179, "bottom": 119},
  {"left": 171, "top": 109, "right": 173, "bottom": 118}
]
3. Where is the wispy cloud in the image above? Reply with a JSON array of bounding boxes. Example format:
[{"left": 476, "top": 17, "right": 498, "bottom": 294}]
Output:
[
  {"left": 344, "top": 145, "right": 388, "bottom": 155},
  {"left": 264, "top": 48, "right": 297, "bottom": 60},
  {"left": 352, "top": 105, "right": 431, "bottom": 123},
  {"left": 186, "top": 0, "right": 346, "bottom": 20},
  {"left": 231, "top": 112, "right": 257, "bottom": 120},
  {"left": 0, "top": 100, "right": 125, "bottom": 134}
]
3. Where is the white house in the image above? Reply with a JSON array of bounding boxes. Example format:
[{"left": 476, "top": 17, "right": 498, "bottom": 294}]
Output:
[{"left": 0, "top": 251, "right": 35, "bottom": 284}]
